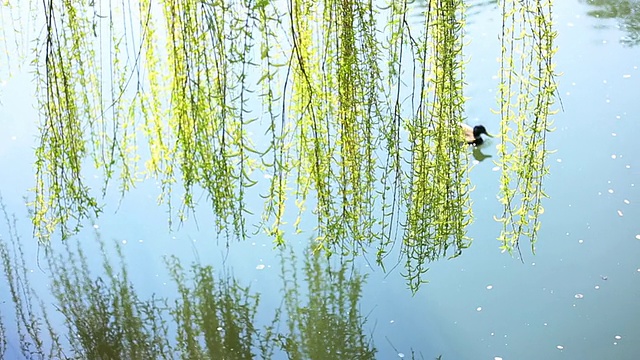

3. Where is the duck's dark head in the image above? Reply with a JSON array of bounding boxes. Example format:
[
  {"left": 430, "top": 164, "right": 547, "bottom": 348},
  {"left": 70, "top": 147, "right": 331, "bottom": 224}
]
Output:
[{"left": 473, "top": 125, "right": 489, "bottom": 138}]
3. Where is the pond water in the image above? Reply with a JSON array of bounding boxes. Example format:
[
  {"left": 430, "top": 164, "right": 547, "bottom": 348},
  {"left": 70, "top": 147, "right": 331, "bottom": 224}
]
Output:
[{"left": 1, "top": 0, "right": 640, "bottom": 359}]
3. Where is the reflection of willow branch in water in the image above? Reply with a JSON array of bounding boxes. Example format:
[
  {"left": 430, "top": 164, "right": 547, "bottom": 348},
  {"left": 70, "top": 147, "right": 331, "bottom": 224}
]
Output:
[
  {"left": 0, "top": 208, "right": 261, "bottom": 358},
  {"left": 277, "top": 245, "right": 376, "bottom": 359},
  {"left": 0, "top": 208, "right": 387, "bottom": 358},
  {"left": 583, "top": 0, "right": 640, "bottom": 46}
]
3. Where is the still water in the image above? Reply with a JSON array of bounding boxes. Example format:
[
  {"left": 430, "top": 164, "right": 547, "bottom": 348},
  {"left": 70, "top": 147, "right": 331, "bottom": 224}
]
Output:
[{"left": 1, "top": 0, "right": 640, "bottom": 359}]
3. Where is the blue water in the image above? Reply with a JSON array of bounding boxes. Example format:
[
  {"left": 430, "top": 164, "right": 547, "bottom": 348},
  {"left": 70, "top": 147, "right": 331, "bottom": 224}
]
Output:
[{"left": 2, "top": 0, "right": 640, "bottom": 359}]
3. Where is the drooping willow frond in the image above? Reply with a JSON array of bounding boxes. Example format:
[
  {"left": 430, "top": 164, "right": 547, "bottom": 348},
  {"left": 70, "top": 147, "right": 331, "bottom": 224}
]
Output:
[{"left": 496, "top": 0, "right": 559, "bottom": 255}]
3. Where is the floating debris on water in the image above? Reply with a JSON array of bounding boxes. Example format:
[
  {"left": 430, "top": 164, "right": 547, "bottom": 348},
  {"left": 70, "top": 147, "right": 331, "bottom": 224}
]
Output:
[
  {"left": 557, "top": 345, "right": 564, "bottom": 350},
  {"left": 574, "top": 293, "right": 584, "bottom": 299},
  {"left": 601, "top": 275, "right": 608, "bottom": 280}
]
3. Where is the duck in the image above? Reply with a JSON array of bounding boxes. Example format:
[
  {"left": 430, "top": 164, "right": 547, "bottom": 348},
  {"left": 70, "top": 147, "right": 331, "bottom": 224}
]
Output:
[{"left": 461, "top": 124, "right": 492, "bottom": 146}]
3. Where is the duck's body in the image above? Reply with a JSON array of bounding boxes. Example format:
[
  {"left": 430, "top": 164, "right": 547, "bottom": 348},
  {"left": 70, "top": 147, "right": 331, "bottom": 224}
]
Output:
[{"left": 461, "top": 123, "right": 492, "bottom": 146}]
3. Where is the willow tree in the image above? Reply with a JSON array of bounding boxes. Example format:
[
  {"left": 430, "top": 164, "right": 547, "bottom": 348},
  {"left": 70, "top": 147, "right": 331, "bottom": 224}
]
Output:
[{"left": 0, "top": 0, "right": 558, "bottom": 289}]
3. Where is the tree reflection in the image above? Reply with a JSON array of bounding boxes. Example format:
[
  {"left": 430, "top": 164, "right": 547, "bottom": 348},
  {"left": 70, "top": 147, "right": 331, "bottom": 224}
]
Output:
[
  {"left": 584, "top": 0, "right": 640, "bottom": 46},
  {"left": 0, "top": 207, "right": 389, "bottom": 359},
  {"left": 277, "top": 246, "right": 376, "bottom": 359}
]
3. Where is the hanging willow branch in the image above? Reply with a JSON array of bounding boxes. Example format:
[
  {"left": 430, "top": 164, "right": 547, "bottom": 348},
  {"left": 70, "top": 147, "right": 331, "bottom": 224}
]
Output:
[
  {"left": 32, "top": 0, "right": 103, "bottom": 242},
  {"left": 17, "top": 0, "right": 558, "bottom": 291},
  {"left": 402, "top": 0, "right": 471, "bottom": 291},
  {"left": 496, "top": 0, "right": 558, "bottom": 255}
]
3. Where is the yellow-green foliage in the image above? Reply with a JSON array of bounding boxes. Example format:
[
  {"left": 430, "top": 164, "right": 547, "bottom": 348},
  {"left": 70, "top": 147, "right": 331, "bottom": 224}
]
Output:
[
  {"left": 495, "top": 0, "right": 558, "bottom": 255},
  {"left": 9, "top": 0, "right": 557, "bottom": 288},
  {"left": 402, "top": 0, "right": 472, "bottom": 291}
]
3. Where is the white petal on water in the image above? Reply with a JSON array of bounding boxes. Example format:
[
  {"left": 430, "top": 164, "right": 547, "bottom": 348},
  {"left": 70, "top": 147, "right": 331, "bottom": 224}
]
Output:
[
  {"left": 121, "top": 240, "right": 127, "bottom": 245},
  {"left": 578, "top": 239, "right": 584, "bottom": 244},
  {"left": 476, "top": 307, "right": 482, "bottom": 312},
  {"left": 574, "top": 293, "right": 584, "bottom": 299},
  {"left": 617, "top": 210, "right": 623, "bottom": 217},
  {"left": 595, "top": 285, "right": 600, "bottom": 290},
  {"left": 486, "top": 285, "right": 493, "bottom": 290},
  {"left": 398, "top": 352, "right": 405, "bottom": 358},
  {"left": 635, "top": 235, "right": 640, "bottom": 240},
  {"left": 492, "top": 166, "right": 500, "bottom": 172},
  {"left": 615, "top": 335, "right": 622, "bottom": 340},
  {"left": 623, "top": 74, "right": 631, "bottom": 78},
  {"left": 494, "top": 357, "right": 503, "bottom": 360},
  {"left": 256, "top": 264, "right": 265, "bottom": 270},
  {"left": 608, "top": 189, "right": 614, "bottom": 194},
  {"left": 557, "top": 345, "right": 564, "bottom": 350},
  {"left": 624, "top": 199, "right": 630, "bottom": 204},
  {"left": 611, "top": 154, "right": 617, "bottom": 159}
]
